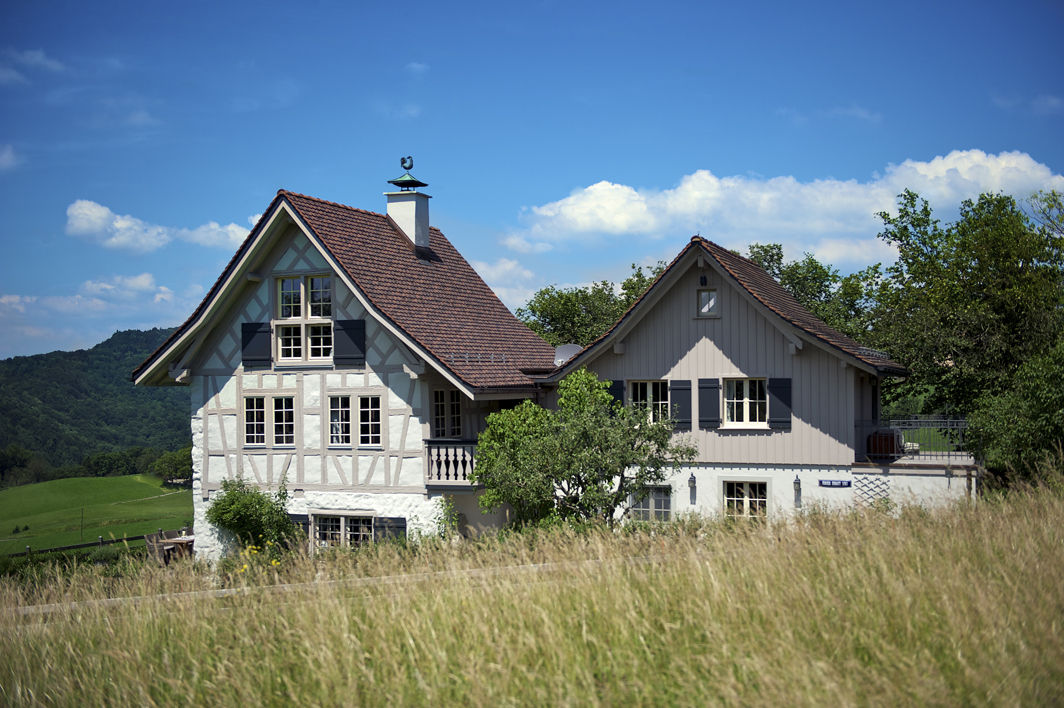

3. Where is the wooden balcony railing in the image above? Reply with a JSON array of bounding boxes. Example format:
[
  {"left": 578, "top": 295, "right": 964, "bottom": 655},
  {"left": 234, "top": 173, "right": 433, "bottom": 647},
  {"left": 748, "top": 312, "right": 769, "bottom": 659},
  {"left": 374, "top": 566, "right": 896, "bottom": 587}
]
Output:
[{"left": 425, "top": 439, "right": 477, "bottom": 486}]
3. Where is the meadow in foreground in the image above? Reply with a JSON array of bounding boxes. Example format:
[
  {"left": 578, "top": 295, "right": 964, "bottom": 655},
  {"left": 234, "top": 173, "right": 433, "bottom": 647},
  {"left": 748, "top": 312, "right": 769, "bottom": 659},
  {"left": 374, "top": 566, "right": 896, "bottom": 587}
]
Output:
[{"left": 2, "top": 485, "right": 1062, "bottom": 706}]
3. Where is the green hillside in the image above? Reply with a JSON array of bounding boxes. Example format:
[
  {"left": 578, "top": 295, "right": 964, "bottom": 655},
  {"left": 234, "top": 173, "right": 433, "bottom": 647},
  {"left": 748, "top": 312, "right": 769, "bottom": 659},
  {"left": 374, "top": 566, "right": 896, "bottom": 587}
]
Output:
[
  {"left": 0, "top": 328, "right": 189, "bottom": 467},
  {"left": 0, "top": 474, "right": 192, "bottom": 554}
]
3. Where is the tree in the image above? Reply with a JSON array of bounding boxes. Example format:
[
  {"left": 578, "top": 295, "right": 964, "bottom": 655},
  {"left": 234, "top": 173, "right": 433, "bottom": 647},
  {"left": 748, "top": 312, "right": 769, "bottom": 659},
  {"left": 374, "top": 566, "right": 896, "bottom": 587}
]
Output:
[
  {"left": 471, "top": 369, "right": 695, "bottom": 526},
  {"left": 967, "top": 335, "right": 1064, "bottom": 480},
  {"left": 517, "top": 262, "right": 665, "bottom": 347},
  {"left": 873, "top": 190, "right": 1064, "bottom": 414},
  {"left": 205, "top": 477, "right": 300, "bottom": 547},
  {"left": 150, "top": 445, "right": 193, "bottom": 484}
]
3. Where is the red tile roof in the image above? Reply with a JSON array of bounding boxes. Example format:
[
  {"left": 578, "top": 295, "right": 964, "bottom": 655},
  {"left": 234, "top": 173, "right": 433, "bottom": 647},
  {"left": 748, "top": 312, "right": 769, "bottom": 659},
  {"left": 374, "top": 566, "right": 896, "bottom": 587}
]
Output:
[{"left": 133, "top": 190, "right": 556, "bottom": 390}]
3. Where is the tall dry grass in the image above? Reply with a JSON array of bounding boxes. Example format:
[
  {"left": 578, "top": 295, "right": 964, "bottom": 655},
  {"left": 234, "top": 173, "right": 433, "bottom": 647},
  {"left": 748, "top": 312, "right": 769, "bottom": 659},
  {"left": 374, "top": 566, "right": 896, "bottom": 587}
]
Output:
[{"left": 2, "top": 488, "right": 1063, "bottom": 706}]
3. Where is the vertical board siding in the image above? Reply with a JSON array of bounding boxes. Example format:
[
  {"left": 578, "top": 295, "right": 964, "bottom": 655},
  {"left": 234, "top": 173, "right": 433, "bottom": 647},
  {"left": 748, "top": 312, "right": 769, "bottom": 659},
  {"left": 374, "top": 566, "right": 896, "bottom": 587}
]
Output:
[{"left": 587, "top": 262, "right": 855, "bottom": 466}]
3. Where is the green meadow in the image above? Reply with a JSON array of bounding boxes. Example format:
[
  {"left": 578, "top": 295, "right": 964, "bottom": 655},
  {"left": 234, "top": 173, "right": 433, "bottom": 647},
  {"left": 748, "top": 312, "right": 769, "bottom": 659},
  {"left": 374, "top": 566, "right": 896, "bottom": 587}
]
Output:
[
  {"left": 2, "top": 483, "right": 1063, "bottom": 705},
  {"left": 0, "top": 475, "right": 192, "bottom": 555}
]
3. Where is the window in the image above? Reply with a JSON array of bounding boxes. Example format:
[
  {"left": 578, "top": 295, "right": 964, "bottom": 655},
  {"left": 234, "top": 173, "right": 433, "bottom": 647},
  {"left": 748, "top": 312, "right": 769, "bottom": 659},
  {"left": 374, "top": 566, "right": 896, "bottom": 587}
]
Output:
[
  {"left": 329, "top": 396, "right": 350, "bottom": 445},
  {"left": 275, "top": 275, "right": 332, "bottom": 363},
  {"left": 273, "top": 397, "right": 295, "bottom": 445},
  {"left": 724, "top": 481, "right": 767, "bottom": 519},
  {"left": 359, "top": 396, "right": 381, "bottom": 446},
  {"left": 313, "top": 514, "right": 373, "bottom": 548},
  {"left": 432, "top": 390, "right": 462, "bottom": 438},
  {"left": 724, "top": 378, "right": 767, "bottom": 426},
  {"left": 245, "top": 397, "right": 265, "bottom": 445},
  {"left": 631, "top": 381, "right": 669, "bottom": 422},
  {"left": 631, "top": 486, "right": 672, "bottom": 521},
  {"left": 697, "top": 288, "right": 718, "bottom": 317}
]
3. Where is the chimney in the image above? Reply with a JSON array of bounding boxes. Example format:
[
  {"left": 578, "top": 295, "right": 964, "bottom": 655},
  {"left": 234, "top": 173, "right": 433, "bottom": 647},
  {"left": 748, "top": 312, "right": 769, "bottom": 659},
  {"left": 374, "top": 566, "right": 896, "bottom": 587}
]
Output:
[{"left": 385, "top": 156, "right": 431, "bottom": 249}]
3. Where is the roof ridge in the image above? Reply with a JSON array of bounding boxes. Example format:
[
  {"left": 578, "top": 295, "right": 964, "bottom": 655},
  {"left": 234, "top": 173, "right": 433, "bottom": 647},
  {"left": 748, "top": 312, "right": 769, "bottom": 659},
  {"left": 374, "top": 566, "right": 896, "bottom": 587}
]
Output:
[{"left": 278, "top": 189, "right": 444, "bottom": 233}]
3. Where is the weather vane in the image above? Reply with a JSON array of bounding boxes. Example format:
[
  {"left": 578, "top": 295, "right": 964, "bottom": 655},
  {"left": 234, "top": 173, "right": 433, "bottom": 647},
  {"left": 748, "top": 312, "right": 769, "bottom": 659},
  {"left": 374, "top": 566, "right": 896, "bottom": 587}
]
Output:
[{"left": 401, "top": 156, "right": 413, "bottom": 171}]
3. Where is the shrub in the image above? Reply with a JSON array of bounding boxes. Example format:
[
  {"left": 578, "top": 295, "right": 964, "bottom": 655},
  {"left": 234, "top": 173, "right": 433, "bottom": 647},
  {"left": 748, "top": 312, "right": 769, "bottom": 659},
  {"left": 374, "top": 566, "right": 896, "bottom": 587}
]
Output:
[{"left": 205, "top": 478, "right": 300, "bottom": 548}]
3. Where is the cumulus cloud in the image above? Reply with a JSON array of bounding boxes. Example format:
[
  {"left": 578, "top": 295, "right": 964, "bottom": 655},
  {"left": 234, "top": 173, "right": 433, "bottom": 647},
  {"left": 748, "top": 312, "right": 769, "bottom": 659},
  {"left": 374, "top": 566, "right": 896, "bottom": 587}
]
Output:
[
  {"left": 0, "top": 144, "right": 22, "bottom": 170},
  {"left": 65, "top": 200, "right": 249, "bottom": 253},
  {"left": 471, "top": 258, "right": 537, "bottom": 309},
  {"left": 509, "top": 150, "right": 1064, "bottom": 269}
]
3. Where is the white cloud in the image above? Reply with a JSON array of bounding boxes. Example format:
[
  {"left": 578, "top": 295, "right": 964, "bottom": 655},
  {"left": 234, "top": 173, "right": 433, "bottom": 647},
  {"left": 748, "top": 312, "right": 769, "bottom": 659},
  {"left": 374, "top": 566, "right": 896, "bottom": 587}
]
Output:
[
  {"left": 471, "top": 258, "right": 537, "bottom": 309},
  {"left": 1031, "top": 94, "right": 1064, "bottom": 116},
  {"left": 82, "top": 273, "right": 159, "bottom": 297},
  {"left": 65, "top": 199, "right": 249, "bottom": 253},
  {"left": 0, "top": 294, "right": 37, "bottom": 313},
  {"left": 248, "top": 213, "right": 263, "bottom": 228},
  {"left": 7, "top": 49, "right": 64, "bottom": 72},
  {"left": 828, "top": 104, "right": 882, "bottom": 123},
  {"left": 0, "top": 66, "right": 26, "bottom": 85},
  {"left": 406, "top": 62, "right": 429, "bottom": 76},
  {"left": 508, "top": 150, "right": 1064, "bottom": 270},
  {"left": 126, "top": 109, "right": 160, "bottom": 127},
  {"left": 0, "top": 144, "right": 22, "bottom": 170}
]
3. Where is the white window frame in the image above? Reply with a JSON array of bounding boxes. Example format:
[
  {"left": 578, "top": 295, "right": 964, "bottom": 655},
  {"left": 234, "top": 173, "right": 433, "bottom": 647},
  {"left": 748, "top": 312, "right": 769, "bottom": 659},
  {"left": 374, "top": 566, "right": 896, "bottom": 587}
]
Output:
[
  {"left": 696, "top": 288, "right": 719, "bottom": 318},
  {"left": 432, "top": 389, "right": 463, "bottom": 438},
  {"left": 723, "top": 378, "right": 768, "bottom": 428},
  {"left": 630, "top": 486, "right": 672, "bottom": 522},
  {"left": 630, "top": 380, "right": 669, "bottom": 422},
  {"left": 274, "top": 274, "right": 333, "bottom": 365},
  {"left": 358, "top": 395, "right": 382, "bottom": 447},
  {"left": 723, "top": 480, "right": 769, "bottom": 519},
  {"left": 329, "top": 396, "right": 351, "bottom": 446},
  {"left": 310, "top": 512, "right": 374, "bottom": 549},
  {"left": 243, "top": 395, "right": 298, "bottom": 449},
  {"left": 273, "top": 396, "right": 295, "bottom": 446},
  {"left": 244, "top": 397, "right": 265, "bottom": 446}
]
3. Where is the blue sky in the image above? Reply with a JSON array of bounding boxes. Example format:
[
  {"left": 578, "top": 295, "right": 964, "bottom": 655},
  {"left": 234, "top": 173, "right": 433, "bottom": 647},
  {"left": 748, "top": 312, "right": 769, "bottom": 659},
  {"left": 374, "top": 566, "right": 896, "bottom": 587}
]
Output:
[{"left": 1, "top": 0, "right": 1062, "bottom": 358}]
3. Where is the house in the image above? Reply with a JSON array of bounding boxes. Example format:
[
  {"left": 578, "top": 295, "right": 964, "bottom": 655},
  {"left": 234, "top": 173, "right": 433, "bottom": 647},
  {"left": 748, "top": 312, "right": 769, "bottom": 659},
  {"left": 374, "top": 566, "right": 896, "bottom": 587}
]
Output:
[
  {"left": 133, "top": 167, "right": 557, "bottom": 559},
  {"left": 540, "top": 236, "right": 979, "bottom": 520},
  {"left": 135, "top": 168, "right": 977, "bottom": 559}
]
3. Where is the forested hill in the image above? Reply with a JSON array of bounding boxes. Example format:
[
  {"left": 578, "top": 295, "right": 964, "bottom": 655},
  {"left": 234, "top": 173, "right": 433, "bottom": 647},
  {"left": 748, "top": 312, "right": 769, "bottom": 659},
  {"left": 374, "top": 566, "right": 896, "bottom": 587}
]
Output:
[{"left": 0, "top": 328, "right": 188, "bottom": 466}]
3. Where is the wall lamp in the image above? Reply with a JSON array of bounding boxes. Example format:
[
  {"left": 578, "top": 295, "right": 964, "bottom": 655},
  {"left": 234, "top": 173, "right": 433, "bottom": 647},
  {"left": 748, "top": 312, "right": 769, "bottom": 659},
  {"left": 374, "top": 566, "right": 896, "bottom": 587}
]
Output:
[
  {"left": 688, "top": 473, "right": 697, "bottom": 489},
  {"left": 793, "top": 475, "right": 802, "bottom": 509}
]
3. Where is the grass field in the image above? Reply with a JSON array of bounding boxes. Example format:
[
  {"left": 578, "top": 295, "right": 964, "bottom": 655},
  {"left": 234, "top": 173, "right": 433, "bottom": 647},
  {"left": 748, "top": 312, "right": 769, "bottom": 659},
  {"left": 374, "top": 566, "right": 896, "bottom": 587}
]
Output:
[
  {"left": 0, "top": 475, "right": 192, "bottom": 554},
  {"left": 2, "top": 483, "right": 1063, "bottom": 705}
]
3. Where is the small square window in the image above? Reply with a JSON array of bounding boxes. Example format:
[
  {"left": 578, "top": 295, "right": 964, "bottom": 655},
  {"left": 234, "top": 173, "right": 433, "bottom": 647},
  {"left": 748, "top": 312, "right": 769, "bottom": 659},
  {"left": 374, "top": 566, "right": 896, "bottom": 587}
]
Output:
[
  {"left": 631, "top": 486, "right": 672, "bottom": 521},
  {"left": 697, "top": 288, "right": 718, "bottom": 317},
  {"left": 724, "top": 481, "right": 767, "bottom": 518},
  {"left": 307, "top": 324, "right": 333, "bottom": 358},
  {"left": 724, "top": 379, "right": 767, "bottom": 425},
  {"left": 277, "top": 325, "right": 302, "bottom": 359},
  {"left": 630, "top": 381, "right": 669, "bottom": 422}
]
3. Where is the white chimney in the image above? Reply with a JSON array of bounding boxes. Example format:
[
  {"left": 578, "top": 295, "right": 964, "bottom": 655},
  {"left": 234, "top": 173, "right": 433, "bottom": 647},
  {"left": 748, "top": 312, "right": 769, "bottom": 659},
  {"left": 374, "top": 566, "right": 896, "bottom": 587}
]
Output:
[{"left": 385, "top": 156, "right": 431, "bottom": 249}]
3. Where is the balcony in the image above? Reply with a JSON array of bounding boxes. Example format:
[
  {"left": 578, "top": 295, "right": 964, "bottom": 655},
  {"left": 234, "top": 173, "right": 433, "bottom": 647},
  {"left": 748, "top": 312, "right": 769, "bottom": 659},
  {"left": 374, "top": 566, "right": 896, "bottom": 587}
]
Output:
[{"left": 425, "top": 439, "right": 477, "bottom": 486}]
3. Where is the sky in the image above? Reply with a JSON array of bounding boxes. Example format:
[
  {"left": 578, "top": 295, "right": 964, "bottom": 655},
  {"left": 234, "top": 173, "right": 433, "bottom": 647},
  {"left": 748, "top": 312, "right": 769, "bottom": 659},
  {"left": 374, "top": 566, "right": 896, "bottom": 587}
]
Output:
[{"left": 1, "top": 0, "right": 1062, "bottom": 359}]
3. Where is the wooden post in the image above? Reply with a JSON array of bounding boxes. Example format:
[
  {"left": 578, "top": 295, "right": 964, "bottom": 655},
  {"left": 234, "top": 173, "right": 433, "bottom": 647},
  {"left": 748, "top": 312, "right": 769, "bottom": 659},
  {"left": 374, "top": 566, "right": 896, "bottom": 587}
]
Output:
[{"left": 98, "top": 536, "right": 103, "bottom": 547}]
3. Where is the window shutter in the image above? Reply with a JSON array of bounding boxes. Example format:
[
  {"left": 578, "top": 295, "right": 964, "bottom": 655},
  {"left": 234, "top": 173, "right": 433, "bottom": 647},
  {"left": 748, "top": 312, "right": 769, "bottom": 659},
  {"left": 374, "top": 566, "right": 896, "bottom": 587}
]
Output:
[
  {"left": 670, "top": 380, "right": 692, "bottom": 431},
  {"left": 607, "top": 379, "right": 625, "bottom": 405},
  {"left": 698, "top": 378, "right": 721, "bottom": 429},
  {"left": 334, "top": 319, "right": 366, "bottom": 366},
  {"left": 241, "top": 322, "right": 272, "bottom": 369},
  {"left": 768, "top": 378, "right": 792, "bottom": 430},
  {"left": 373, "top": 516, "right": 407, "bottom": 541}
]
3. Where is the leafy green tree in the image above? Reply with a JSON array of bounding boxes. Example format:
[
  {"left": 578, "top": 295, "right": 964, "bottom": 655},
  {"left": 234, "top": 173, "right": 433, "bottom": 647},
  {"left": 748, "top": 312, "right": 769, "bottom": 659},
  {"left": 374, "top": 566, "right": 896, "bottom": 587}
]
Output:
[
  {"left": 517, "top": 263, "right": 665, "bottom": 347},
  {"left": 150, "top": 445, "right": 193, "bottom": 484},
  {"left": 471, "top": 369, "right": 695, "bottom": 526},
  {"left": 873, "top": 190, "right": 1064, "bottom": 414},
  {"left": 206, "top": 477, "right": 300, "bottom": 547},
  {"left": 968, "top": 336, "right": 1064, "bottom": 480}
]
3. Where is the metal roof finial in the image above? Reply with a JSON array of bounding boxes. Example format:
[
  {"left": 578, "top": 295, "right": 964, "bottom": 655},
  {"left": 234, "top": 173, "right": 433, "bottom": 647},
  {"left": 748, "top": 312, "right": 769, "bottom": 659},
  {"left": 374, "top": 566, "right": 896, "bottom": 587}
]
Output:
[{"left": 389, "top": 156, "right": 427, "bottom": 191}]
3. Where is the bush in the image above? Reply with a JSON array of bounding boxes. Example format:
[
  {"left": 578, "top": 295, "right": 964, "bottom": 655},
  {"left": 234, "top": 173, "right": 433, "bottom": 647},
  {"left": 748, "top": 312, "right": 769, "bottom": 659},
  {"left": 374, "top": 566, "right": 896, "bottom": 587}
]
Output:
[{"left": 205, "top": 478, "right": 300, "bottom": 548}]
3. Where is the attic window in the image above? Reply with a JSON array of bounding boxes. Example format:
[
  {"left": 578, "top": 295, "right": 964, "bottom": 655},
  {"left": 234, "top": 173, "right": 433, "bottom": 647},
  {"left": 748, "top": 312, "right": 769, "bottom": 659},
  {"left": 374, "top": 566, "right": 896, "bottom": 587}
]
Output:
[
  {"left": 697, "top": 288, "right": 718, "bottom": 317},
  {"left": 275, "top": 275, "right": 333, "bottom": 363}
]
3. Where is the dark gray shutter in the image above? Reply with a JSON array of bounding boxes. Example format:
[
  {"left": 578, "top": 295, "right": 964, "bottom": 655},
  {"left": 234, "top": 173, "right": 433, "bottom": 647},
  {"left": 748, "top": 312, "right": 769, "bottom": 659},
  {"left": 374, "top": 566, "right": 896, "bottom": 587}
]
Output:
[
  {"left": 768, "top": 378, "right": 792, "bottom": 430},
  {"left": 607, "top": 379, "right": 625, "bottom": 404},
  {"left": 698, "top": 378, "right": 721, "bottom": 429},
  {"left": 334, "top": 320, "right": 366, "bottom": 366},
  {"left": 241, "top": 322, "right": 272, "bottom": 368},
  {"left": 373, "top": 516, "right": 407, "bottom": 542},
  {"left": 670, "top": 380, "right": 691, "bottom": 432}
]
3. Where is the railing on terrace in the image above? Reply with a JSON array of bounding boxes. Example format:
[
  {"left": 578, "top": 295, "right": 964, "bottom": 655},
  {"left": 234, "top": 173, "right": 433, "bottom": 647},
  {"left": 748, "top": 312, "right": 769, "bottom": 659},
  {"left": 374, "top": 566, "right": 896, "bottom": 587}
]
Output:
[
  {"left": 425, "top": 439, "right": 477, "bottom": 486},
  {"left": 858, "top": 416, "right": 975, "bottom": 465}
]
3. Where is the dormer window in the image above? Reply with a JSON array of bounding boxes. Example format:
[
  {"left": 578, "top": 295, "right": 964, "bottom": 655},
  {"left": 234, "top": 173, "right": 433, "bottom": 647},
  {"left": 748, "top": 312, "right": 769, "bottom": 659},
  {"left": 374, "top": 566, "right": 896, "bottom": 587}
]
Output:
[{"left": 275, "top": 275, "right": 333, "bottom": 363}]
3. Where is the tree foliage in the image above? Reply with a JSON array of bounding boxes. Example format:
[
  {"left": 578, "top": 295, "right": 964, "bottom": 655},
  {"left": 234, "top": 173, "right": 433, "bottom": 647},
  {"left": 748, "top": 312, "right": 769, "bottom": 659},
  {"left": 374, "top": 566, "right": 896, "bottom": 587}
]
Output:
[
  {"left": 471, "top": 369, "right": 695, "bottom": 525},
  {"left": 517, "top": 263, "right": 665, "bottom": 346}
]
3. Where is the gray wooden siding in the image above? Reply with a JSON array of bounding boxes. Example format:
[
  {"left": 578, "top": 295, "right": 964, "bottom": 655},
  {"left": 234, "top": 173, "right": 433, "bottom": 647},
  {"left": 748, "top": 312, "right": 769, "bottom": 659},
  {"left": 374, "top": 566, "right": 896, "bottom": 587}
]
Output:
[{"left": 586, "top": 261, "right": 857, "bottom": 466}]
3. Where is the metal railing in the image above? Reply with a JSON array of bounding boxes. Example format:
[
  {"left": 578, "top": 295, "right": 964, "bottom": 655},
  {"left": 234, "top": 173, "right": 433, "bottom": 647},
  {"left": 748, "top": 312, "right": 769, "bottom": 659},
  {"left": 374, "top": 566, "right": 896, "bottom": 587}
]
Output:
[
  {"left": 859, "top": 416, "right": 974, "bottom": 464},
  {"left": 425, "top": 439, "right": 477, "bottom": 485}
]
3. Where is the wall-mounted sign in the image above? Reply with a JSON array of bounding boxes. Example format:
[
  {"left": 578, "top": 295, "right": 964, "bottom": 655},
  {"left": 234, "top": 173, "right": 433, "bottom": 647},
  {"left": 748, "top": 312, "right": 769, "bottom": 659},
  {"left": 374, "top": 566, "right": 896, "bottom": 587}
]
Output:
[{"left": 818, "top": 479, "right": 852, "bottom": 488}]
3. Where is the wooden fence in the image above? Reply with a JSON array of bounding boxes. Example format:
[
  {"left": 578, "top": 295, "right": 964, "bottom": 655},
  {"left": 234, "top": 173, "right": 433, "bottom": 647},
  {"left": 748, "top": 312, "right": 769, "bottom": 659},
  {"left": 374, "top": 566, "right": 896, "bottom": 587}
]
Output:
[{"left": 5, "top": 527, "right": 191, "bottom": 558}]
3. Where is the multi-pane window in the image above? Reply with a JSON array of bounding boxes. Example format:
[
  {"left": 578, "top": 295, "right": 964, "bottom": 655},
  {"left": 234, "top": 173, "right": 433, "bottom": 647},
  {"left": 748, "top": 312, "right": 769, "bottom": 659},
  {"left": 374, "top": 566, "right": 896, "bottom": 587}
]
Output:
[
  {"left": 630, "top": 486, "right": 672, "bottom": 521},
  {"left": 724, "top": 481, "right": 768, "bottom": 519},
  {"left": 313, "top": 514, "right": 373, "bottom": 548},
  {"left": 631, "top": 381, "right": 669, "bottom": 422},
  {"left": 244, "top": 397, "right": 265, "bottom": 445},
  {"left": 273, "top": 397, "right": 295, "bottom": 445},
  {"left": 432, "top": 390, "right": 462, "bottom": 438},
  {"left": 359, "top": 396, "right": 381, "bottom": 446},
  {"left": 724, "top": 378, "right": 767, "bottom": 425},
  {"left": 697, "top": 288, "right": 718, "bottom": 317},
  {"left": 275, "top": 275, "right": 332, "bottom": 362},
  {"left": 329, "top": 396, "right": 351, "bottom": 445}
]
